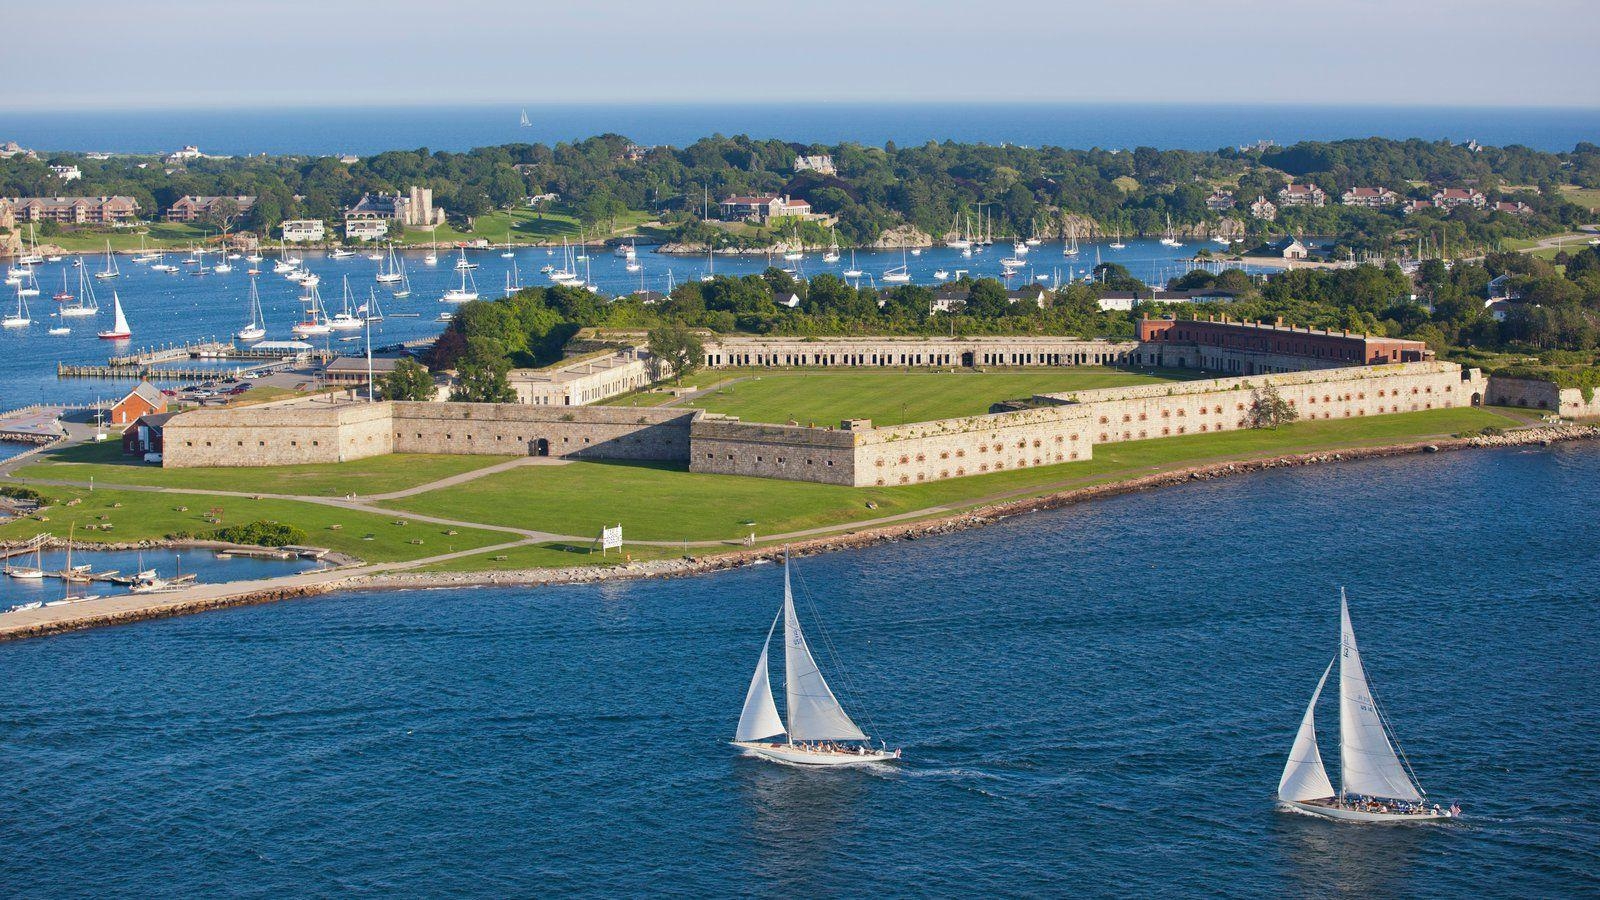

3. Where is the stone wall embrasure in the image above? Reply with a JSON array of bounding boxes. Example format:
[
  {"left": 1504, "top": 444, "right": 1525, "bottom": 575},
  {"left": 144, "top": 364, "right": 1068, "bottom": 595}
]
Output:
[{"left": 390, "top": 402, "right": 695, "bottom": 459}]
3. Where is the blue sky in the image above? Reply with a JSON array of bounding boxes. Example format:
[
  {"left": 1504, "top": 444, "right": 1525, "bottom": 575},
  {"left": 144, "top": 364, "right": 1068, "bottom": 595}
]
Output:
[{"left": 7, "top": 0, "right": 1598, "bottom": 110}]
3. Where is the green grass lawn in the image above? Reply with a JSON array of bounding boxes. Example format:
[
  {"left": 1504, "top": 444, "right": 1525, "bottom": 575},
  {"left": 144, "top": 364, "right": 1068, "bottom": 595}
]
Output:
[
  {"left": 35, "top": 223, "right": 216, "bottom": 253},
  {"left": 391, "top": 206, "right": 655, "bottom": 247},
  {"left": 670, "top": 367, "right": 1193, "bottom": 426},
  {"left": 16, "top": 442, "right": 516, "bottom": 498},
  {"left": 414, "top": 542, "right": 683, "bottom": 573},
  {"left": 0, "top": 486, "right": 509, "bottom": 563},
  {"left": 1559, "top": 186, "right": 1600, "bottom": 213},
  {"left": 378, "top": 407, "right": 1517, "bottom": 544}
]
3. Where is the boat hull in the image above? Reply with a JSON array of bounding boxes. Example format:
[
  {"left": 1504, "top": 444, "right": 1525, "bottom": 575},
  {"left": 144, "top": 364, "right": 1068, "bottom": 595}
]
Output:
[
  {"left": 1279, "top": 798, "right": 1454, "bottom": 823},
  {"left": 731, "top": 741, "right": 900, "bottom": 767}
]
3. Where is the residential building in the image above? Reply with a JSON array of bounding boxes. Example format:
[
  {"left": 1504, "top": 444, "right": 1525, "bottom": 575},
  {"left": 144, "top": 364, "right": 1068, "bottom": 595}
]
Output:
[
  {"left": 49, "top": 164, "right": 82, "bottom": 183},
  {"left": 1402, "top": 199, "right": 1437, "bottom": 215},
  {"left": 929, "top": 286, "right": 970, "bottom": 313},
  {"left": 280, "top": 219, "right": 326, "bottom": 242},
  {"left": 1205, "top": 190, "right": 1235, "bottom": 212},
  {"left": 1007, "top": 286, "right": 1049, "bottom": 308},
  {"left": 1277, "top": 184, "right": 1326, "bottom": 207},
  {"left": 1277, "top": 237, "right": 1308, "bottom": 260},
  {"left": 345, "top": 218, "right": 389, "bottom": 241},
  {"left": 110, "top": 380, "right": 167, "bottom": 426},
  {"left": 1249, "top": 196, "right": 1278, "bottom": 221},
  {"left": 0, "top": 141, "right": 36, "bottom": 159},
  {"left": 344, "top": 187, "right": 446, "bottom": 229},
  {"left": 1433, "top": 188, "right": 1487, "bottom": 209},
  {"left": 1341, "top": 187, "right": 1398, "bottom": 208},
  {"left": 794, "top": 154, "right": 837, "bottom": 175},
  {"left": 718, "top": 194, "right": 812, "bottom": 222},
  {"left": 165, "top": 195, "right": 257, "bottom": 223},
  {"left": 1491, "top": 200, "right": 1533, "bottom": 215},
  {"left": 337, "top": 154, "right": 360, "bottom": 165},
  {"left": 8, "top": 195, "right": 140, "bottom": 225},
  {"left": 165, "top": 145, "right": 204, "bottom": 164}
]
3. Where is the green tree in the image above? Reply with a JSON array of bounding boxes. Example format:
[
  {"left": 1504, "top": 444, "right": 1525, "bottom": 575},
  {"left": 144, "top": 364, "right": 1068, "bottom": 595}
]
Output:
[
  {"left": 1246, "top": 384, "right": 1298, "bottom": 429},
  {"left": 648, "top": 321, "right": 705, "bottom": 384},
  {"left": 378, "top": 357, "right": 436, "bottom": 401},
  {"left": 449, "top": 337, "right": 515, "bottom": 403}
]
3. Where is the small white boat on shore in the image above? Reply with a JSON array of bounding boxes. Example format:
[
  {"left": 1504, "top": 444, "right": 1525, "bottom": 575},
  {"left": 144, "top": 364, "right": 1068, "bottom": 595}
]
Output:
[
  {"left": 729, "top": 555, "right": 901, "bottom": 767},
  {"left": 1276, "top": 589, "right": 1459, "bottom": 824}
]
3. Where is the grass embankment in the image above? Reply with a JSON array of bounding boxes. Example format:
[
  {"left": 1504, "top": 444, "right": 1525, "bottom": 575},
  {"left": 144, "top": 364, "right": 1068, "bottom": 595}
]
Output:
[
  {"left": 378, "top": 407, "right": 1518, "bottom": 544},
  {"left": 0, "top": 487, "right": 509, "bottom": 563},
  {"left": 413, "top": 542, "right": 684, "bottom": 574},
  {"left": 390, "top": 206, "right": 654, "bottom": 247},
  {"left": 16, "top": 443, "right": 516, "bottom": 498},
  {"left": 599, "top": 367, "right": 1198, "bottom": 421},
  {"left": 34, "top": 223, "right": 215, "bottom": 253}
]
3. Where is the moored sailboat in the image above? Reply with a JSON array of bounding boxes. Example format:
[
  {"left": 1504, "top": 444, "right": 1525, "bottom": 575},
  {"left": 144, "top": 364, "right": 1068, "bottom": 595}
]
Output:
[
  {"left": 730, "top": 555, "right": 900, "bottom": 767},
  {"left": 97, "top": 291, "right": 131, "bottom": 339},
  {"left": 237, "top": 276, "right": 267, "bottom": 341},
  {"left": 1276, "top": 589, "right": 1459, "bottom": 823}
]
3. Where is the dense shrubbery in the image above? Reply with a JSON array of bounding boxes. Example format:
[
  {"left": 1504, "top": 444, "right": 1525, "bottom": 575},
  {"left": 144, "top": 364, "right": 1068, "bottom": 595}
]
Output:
[{"left": 210, "top": 520, "right": 308, "bottom": 547}]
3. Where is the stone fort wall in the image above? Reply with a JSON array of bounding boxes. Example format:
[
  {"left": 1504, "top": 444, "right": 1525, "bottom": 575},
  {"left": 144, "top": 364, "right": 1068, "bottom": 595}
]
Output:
[
  {"left": 1037, "top": 361, "right": 1484, "bottom": 444},
  {"left": 702, "top": 335, "right": 1142, "bottom": 369},
  {"left": 1485, "top": 376, "right": 1600, "bottom": 419}
]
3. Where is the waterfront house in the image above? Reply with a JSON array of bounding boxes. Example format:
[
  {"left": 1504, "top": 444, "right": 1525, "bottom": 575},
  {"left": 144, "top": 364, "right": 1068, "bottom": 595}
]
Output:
[
  {"left": 1341, "top": 187, "right": 1399, "bottom": 208},
  {"left": 165, "top": 195, "right": 257, "bottom": 223},
  {"left": 930, "top": 285, "right": 970, "bottom": 313},
  {"left": 344, "top": 218, "right": 389, "bottom": 241},
  {"left": 1277, "top": 184, "right": 1327, "bottom": 207},
  {"left": 122, "top": 411, "right": 176, "bottom": 457},
  {"left": 111, "top": 381, "right": 168, "bottom": 426},
  {"left": 344, "top": 187, "right": 445, "bottom": 229},
  {"left": 49, "top": 165, "right": 82, "bottom": 183},
  {"left": 280, "top": 219, "right": 326, "bottom": 242},
  {"left": 165, "top": 145, "right": 204, "bottom": 164},
  {"left": 1205, "top": 190, "right": 1235, "bottom": 212},
  {"left": 1277, "top": 237, "right": 1308, "bottom": 260},
  {"left": 1432, "top": 188, "right": 1487, "bottom": 209},
  {"left": 8, "top": 195, "right": 140, "bottom": 225},
  {"left": 1249, "top": 196, "right": 1277, "bottom": 221},
  {"left": 717, "top": 194, "right": 812, "bottom": 222},
  {"left": 1007, "top": 286, "right": 1050, "bottom": 308}
]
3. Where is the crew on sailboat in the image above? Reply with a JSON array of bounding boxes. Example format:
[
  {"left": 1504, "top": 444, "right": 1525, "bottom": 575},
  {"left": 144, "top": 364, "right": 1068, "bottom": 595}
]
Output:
[{"left": 730, "top": 554, "right": 900, "bottom": 767}]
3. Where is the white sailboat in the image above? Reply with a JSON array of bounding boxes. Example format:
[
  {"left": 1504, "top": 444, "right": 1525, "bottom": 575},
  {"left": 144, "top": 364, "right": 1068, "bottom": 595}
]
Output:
[
  {"left": 842, "top": 249, "right": 863, "bottom": 279},
  {"left": 520, "top": 108, "right": 532, "bottom": 128},
  {"left": 501, "top": 230, "right": 516, "bottom": 259},
  {"left": 1109, "top": 228, "right": 1126, "bottom": 251},
  {"left": 730, "top": 556, "right": 901, "bottom": 767},
  {"left": 237, "top": 276, "right": 267, "bottom": 341},
  {"left": 16, "top": 267, "right": 41, "bottom": 298},
  {"left": 699, "top": 246, "right": 716, "bottom": 283},
  {"left": 3, "top": 285, "right": 31, "bottom": 327},
  {"left": 97, "top": 292, "right": 131, "bottom": 339},
  {"left": 95, "top": 241, "right": 120, "bottom": 279},
  {"left": 442, "top": 265, "right": 479, "bottom": 303},
  {"left": 424, "top": 237, "right": 438, "bottom": 267},
  {"left": 1063, "top": 223, "right": 1080, "bottom": 257},
  {"left": 823, "top": 227, "right": 841, "bottom": 263},
  {"left": 454, "top": 246, "right": 478, "bottom": 270},
  {"left": 1160, "top": 215, "right": 1184, "bottom": 248},
  {"left": 327, "top": 276, "right": 365, "bottom": 330},
  {"left": 1276, "top": 589, "right": 1458, "bottom": 823},
  {"left": 882, "top": 246, "right": 911, "bottom": 283},
  {"left": 375, "top": 243, "right": 405, "bottom": 284},
  {"left": 60, "top": 264, "right": 99, "bottom": 317}
]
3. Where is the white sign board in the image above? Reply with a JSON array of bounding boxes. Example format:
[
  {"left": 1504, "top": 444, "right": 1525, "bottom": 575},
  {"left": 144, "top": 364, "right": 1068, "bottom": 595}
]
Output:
[{"left": 600, "top": 524, "right": 623, "bottom": 552}]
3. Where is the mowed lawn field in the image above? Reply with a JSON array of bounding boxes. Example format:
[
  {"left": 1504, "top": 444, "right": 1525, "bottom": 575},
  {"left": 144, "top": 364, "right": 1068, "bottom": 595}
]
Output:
[
  {"left": 661, "top": 367, "right": 1194, "bottom": 426},
  {"left": 378, "top": 407, "right": 1517, "bottom": 544},
  {"left": 16, "top": 442, "right": 516, "bottom": 498}
]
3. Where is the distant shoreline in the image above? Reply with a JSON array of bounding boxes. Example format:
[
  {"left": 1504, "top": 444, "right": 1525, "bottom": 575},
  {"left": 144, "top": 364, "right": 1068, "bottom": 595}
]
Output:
[{"left": 2, "top": 423, "right": 1593, "bottom": 643}]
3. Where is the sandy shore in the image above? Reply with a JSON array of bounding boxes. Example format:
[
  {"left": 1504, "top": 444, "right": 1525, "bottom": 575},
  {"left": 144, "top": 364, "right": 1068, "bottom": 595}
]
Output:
[{"left": 2, "top": 423, "right": 1595, "bottom": 641}]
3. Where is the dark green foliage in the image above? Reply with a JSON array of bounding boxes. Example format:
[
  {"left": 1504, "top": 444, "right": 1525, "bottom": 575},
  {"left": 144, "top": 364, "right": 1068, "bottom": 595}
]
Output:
[
  {"left": 378, "top": 357, "right": 436, "bottom": 401},
  {"left": 211, "top": 520, "right": 308, "bottom": 547}
]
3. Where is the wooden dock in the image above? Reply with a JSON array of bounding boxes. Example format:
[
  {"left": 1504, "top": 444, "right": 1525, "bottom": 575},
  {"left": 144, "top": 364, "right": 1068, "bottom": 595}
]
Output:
[
  {"left": 108, "top": 340, "right": 234, "bottom": 367},
  {"left": 58, "top": 362, "right": 242, "bottom": 381}
]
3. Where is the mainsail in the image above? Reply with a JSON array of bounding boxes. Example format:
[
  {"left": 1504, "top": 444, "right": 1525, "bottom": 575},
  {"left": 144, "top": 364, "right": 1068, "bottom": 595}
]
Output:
[
  {"left": 1337, "top": 592, "right": 1422, "bottom": 801},
  {"left": 735, "top": 610, "right": 786, "bottom": 742},
  {"left": 782, "top": 561, "right": 867, "bottom": 741},
  {"left": 1278, "top": 660, "right": 1337, "bottom": 802},
  {"left": 110, "top": 292, "right": 130, "bottom": 334}
]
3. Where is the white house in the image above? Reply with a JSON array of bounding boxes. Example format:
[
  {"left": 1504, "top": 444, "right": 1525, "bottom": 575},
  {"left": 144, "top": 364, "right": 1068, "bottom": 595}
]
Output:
[{"left": 281, "top": 219, "right": 326, "bottom": 242}]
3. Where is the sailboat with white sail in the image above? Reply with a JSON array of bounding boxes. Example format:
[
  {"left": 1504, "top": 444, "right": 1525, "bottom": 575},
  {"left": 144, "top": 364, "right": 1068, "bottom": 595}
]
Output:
[
  {"left": 95, "top": 241, "right": 120, "bottom": 279},
  {"left": 376, "top": 243, "right": 405, "bottom": 284},
  {"left": 1276, "top": 589, "right": 1458, "bottom": 823},
  {"left": 842, "top": 249, "right": 863, "bottom": 279},
  {"left": 237, "top": 276, "right": 267, "bottom": 341},
  {"left": 1109, "top": 227, "right": 1126, "bottom": 251},
  {"left": 442, "top": 265, "right": 479, "bottom": 303},
  {"left": 699, "top": 246, "right": 716, "bottom": 283},
  {"left": 60, "top": 264, "right": 99, "bottom": 317},
  {"left": 292, "top": 284, "right": 333, "bottom": 336},
  {"left": 328, "top": 276, "right": 365, "bottom": 330},
  {"left": 520, "top": 108, "right": 533, "bottom": 128},
  {"left": 882, "top": 246, "right": 911, "bottom": 283},
  {"left": 3, "top": 285, "right": 31, "bottom": 328},
  {"left": 731, "top": 555, "right": 901, "bottom": 767},
  {"left": 97, "top": 292, "right": 131, "bottom": 339}
]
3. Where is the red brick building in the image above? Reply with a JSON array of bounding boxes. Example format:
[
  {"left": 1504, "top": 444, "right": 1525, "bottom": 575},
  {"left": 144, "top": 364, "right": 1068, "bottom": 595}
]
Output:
[
  {"left": 110, "top": 381, "right": 168, "bottom": 426},
  {"left": 1139, "top": 316, "right": 1432, "bottom": 366}
]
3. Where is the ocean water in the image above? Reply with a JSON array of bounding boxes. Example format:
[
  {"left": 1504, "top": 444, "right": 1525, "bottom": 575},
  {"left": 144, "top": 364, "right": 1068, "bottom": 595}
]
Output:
[
  {"left": 5, "top": 103, "right": 1599, "bottom": 155},
  {"left": 1, "top": 445, "right": 1596, "bottom": 895},
  {"left": 0, "top": 238, "right": 1218, "bottom": 410}
]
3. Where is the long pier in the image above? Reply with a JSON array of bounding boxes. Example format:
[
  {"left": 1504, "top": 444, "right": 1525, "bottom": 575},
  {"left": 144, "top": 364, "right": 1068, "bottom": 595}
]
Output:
[
  {"left": 57, "top": 362, "right": 244, "bottom": 381},
  {"left": 107, "top": 340, "right": 235, "bottom": 367}
]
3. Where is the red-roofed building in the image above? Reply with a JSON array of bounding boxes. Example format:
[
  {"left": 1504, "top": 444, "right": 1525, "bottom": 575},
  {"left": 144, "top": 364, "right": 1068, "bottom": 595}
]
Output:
[
  {"left": 1491, "top": 200, "right": 1533, "bottom": 215},
  {"left": 1277, "top": 184, "right": 1327, "bottom": 207},
  {"left": 1433, "top": 188, "right": 1487, "bottom": 209},
  {"left": 1402, "top": 199, "right": 1437, "bottom": 215},
  {"left": 1139, "top": 316, "right": 1432, "bottom": 367},
  {"left": 718, "top": 194, "right": 812, "bottom": 222},
  {"left": 1341, "top": 187, "right": 1399, "bottom": 208},
  {"left": 110, "top": 380, "right": 167, "bottom": 426}
]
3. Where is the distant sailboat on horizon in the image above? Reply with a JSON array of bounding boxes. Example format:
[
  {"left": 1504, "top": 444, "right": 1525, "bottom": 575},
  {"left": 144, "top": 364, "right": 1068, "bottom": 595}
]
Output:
[
  {"left": 730, "top": 554, "right": 901, "bottom": 767},
  {"left": 519, "top": 108, "right": 532, "bottom": 128}
]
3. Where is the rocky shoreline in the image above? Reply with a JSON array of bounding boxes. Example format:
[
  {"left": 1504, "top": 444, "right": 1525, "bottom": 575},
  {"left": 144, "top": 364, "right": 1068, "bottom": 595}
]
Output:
[{"left": 3, "top": 423, "right": 1594, "bottom": 641}]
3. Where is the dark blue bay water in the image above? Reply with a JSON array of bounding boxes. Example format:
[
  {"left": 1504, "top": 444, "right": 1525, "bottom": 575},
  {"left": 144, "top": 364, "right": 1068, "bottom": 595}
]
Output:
[
  {"left": 2, "top": 445, "right": 1597, "bottom": 895},
  {"left": 6, "top": 103, "right": 1598, "bottom": 155}
]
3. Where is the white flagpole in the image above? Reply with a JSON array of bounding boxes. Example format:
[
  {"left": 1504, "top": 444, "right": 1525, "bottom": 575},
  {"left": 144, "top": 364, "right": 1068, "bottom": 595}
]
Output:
[{"left": 365, "top": 313, "right": 373, "bottom": 402}]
